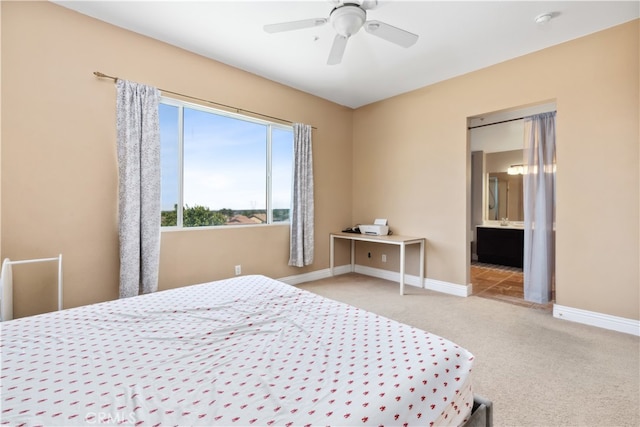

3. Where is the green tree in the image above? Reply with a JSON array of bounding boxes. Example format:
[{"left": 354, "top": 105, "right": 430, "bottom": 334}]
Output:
[
  {"left": 161, "top": 204, "right": 178, "bottom": 226},
  {"left": 184, "top": 204, "right": 226, "bottom": 227}
]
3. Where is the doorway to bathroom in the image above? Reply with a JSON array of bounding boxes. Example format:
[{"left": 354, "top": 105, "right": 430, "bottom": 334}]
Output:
[{"left": 468, "top": 102, "right": 556, "bottom": 309}]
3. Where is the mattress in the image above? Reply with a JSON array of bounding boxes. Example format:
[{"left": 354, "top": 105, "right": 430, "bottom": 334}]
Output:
[{"left": 1, "top": 274, "right": 474, "bottom": 426}]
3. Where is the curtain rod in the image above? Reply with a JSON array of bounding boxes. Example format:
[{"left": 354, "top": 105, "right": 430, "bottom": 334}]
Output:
[
  {"left": 468, "top": 111, "right": 556, "bottom": 130},
  {"left": 467, "top": 116, "right": 526, "bottom": 130},
  {"left": 93, "top": 71, "right": 316, "bottom": 129}
]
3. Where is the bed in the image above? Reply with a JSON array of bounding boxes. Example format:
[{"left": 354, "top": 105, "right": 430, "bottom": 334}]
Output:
[{"left": 1, "top": 274, "right": 491, "bottom": 426}]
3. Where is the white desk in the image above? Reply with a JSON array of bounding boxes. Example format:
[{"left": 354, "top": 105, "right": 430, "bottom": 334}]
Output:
[{"left": 329, "top": 232, "right": 425, "bottom": 295}]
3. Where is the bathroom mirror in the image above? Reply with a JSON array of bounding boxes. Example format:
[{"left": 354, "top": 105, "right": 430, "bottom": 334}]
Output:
[{"left": 486, "top": 171, "right": 524, "bottom": 221}]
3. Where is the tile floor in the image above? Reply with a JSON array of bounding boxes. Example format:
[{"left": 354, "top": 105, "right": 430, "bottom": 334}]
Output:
[{"left": 470, "top": 262, "right": 553, "bottom": 311}]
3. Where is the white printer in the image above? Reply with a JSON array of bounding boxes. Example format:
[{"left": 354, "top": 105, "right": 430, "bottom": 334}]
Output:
[{"left": 359, "top": 218, "right": 389, "bottom": 236}]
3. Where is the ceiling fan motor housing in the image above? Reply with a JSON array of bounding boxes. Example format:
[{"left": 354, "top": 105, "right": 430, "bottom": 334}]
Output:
[{"left": 330, "top": 4, "right": 366, "bottom": 37}]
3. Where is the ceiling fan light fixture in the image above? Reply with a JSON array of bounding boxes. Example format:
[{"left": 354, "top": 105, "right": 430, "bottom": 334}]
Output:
[
  {"left": 330, "top": 5, "right": 366, "bottom": 37},
  {"left": 264, "top": 1, "right": 418, "bottom": 65}
]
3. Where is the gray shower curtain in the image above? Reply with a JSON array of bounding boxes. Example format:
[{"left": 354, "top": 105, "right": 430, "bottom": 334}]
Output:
[
  {"left": 288, "top": 123, "right": 314, "bottom": 267},
  {"left": 116, "top": 79, "right": 161, "bottom": 298},
  {"left": 523, "top": 111, "right": 556, "bottom": 303}
]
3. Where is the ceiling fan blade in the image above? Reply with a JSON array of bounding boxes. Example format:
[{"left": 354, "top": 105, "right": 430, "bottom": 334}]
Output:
[
  {"left": 264, "top": 18, "right": 327, "bottom": 33},
  {"left": 364, "top": 20, "right": 418, "bottom": 47},
  {"left": 327, "top": 34, "right": 349, "bottom": 65}
]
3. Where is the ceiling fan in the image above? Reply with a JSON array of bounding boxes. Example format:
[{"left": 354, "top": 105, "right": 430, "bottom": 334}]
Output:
[{"left": 263, "top": 0, "right": 419, "bottom": 65}]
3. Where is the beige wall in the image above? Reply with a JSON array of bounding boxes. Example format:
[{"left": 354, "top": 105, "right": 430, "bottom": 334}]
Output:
[
  {"left": 353, "top": 19, "right": 639, "bottom": 320},
  {"left": 1, "top": 1, "right": 353, "bottom": 317},
  {"left": 2, "top": 2, "right": 638, "bottom": 322}
]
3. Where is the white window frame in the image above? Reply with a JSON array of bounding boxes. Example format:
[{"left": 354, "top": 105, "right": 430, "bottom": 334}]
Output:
[{"left": 160, "top": 96, "right": 293, "bottom": 230}]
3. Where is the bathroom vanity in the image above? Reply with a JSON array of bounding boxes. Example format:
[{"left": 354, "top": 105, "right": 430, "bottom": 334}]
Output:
[{"left": 476, "top": 225, "right": 524, "bottom": 268}]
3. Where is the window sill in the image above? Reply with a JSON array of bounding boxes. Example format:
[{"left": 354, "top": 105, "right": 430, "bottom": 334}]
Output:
[{"left": 161, "top": 222, "right": 290, "bottom": 232}]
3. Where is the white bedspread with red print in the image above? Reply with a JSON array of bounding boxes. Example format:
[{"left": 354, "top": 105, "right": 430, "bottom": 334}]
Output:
[{"left": 1, "top": 275, "right": 474, "bottom": 427}]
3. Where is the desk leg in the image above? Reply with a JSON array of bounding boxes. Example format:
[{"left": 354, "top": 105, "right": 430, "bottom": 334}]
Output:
[
  {"left": 419, "top": 240, "right": 425, "bottom": 289},
  {"left": 350, "top": 240, "right": 355, "bottom": 272},
  {"left": 330, "top": 235, "right": 335, "bottom": 276},
  {"left": 58, "top": 254, "right": 64, "bottom": 311},
  {"left": 399, "top": 243, "right": 406, "bottom": 295}
]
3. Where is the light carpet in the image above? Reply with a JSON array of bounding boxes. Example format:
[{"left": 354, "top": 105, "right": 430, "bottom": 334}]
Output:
[{"left": 297, "top": 273, "right": 640, "bottom": 427}]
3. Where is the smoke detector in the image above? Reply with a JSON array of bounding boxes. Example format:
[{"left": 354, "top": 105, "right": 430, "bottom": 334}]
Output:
[{"left": 535, "top": 13, "right": 554, "bottom": 25}]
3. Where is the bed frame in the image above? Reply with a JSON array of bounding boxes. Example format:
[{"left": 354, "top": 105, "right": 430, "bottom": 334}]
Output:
[{"left": 464, "top": 395, "right": 494, "bottom": 427}]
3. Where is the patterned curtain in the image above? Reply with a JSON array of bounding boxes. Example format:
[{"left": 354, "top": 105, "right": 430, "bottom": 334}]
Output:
[
  {"left": 116, "top": 80, "right": 161, "bottom": 298},
  {"left": 523, "top": 111, "right": 556, "bottom": 303},
  {"left": 288, "top": 123, "right": 315, "bottom": 267}
]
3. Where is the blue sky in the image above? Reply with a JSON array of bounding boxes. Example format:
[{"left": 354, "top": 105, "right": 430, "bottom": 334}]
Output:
[{"left": 159, "top": 103, "right": 293, "bottom": 212}]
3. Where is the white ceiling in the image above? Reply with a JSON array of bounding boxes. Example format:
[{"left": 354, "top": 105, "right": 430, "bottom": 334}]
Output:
[{"left": 54, "top": 0, "right": 639, "bottom": 109}]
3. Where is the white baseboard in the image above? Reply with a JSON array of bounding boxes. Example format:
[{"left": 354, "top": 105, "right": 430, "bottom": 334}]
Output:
[
  {"left": 354, "top": 265, "right": 470, "bottom": 297},
  {"left": 280, "top": 264, "right": 469, "bottom": 297},
  {"left": 553, "top": 304, "right": 640, "bottom": 336},
  {"left": 354, "top": 265, "right": 411, "bottom": 285},
  {"left": 427, "top": 277, "right": 472, "bottom": 297},
  {"left": 277, "top": 265, "right": 350, "bottom": 285}
]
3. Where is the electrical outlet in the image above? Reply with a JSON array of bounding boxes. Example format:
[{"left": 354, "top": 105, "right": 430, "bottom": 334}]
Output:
[
  {"left": 381, "top": 254, "right": 387, "bottom": 263},
  {"left": 368, "top": 252, "right": 371, "bottom": 258},
  {"left": 235, "top": 265, "right": 241, "bottom": 275}
]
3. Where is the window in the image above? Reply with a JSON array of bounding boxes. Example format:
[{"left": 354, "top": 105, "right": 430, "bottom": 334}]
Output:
[{"left": 159, "top": 98, "right": 293, "bottom": 228}]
